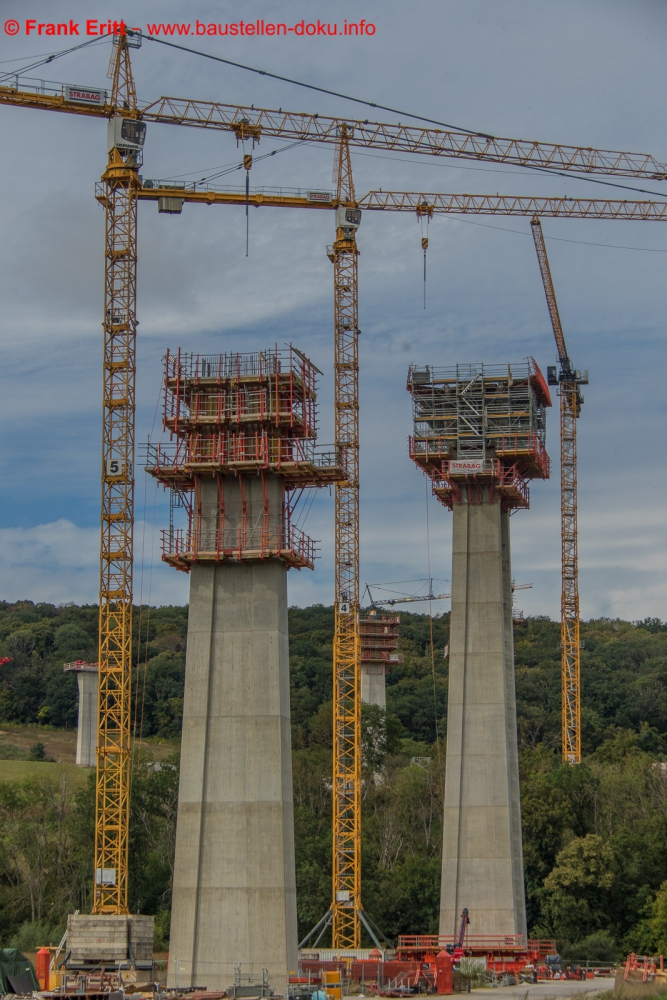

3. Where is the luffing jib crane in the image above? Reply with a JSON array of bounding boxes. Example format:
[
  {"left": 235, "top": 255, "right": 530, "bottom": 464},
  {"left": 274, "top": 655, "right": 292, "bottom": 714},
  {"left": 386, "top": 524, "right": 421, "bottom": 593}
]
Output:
[{"left": 531, "top": 217, "right": 588, "bottom": 766}]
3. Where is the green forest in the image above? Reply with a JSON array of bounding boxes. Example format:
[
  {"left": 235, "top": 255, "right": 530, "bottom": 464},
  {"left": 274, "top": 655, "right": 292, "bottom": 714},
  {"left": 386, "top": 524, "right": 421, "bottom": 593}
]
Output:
[{"left": 3, "top": 598, "right": 667, "bottom": 963}]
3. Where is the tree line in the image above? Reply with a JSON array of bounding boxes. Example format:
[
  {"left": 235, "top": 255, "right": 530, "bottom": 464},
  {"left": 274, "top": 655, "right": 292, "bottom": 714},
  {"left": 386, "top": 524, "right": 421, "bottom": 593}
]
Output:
[{"left": 2, "top": 599, "right": 667, "bottom": 961}]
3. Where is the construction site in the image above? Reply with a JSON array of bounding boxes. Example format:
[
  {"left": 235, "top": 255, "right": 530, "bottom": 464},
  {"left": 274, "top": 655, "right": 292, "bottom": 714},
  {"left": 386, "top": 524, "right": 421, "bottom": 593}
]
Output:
[{"left": 1, "top": 10, "right": 667, "bottom": 1000}]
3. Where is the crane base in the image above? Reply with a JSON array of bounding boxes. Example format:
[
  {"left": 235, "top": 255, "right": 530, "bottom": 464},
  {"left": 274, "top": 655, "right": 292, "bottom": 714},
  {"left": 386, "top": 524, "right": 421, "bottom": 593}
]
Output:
[{"left": 65, "top": 914, "right": 154, "bottom": 969}]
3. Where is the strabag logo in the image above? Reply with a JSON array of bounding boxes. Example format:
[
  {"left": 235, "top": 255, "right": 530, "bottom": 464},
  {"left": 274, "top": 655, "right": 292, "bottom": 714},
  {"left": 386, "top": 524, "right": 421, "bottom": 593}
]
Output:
[
  {"left": 65, "top": 85, "right": 105, "bottom": 105},
  {"left": 449, "top": 459, "right": 484, "bottom": 474}
]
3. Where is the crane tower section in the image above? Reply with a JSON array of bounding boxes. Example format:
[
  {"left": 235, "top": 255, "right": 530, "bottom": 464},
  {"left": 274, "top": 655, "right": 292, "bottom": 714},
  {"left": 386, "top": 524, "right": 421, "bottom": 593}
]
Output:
[
  {"left": 531, "top": 216, "right": 588, "bottom": 765},
  {"left": 329, "top": 126, "right": 363, "bottom": 950},
  {"left": 93, "top": 35, "right": 145, "bottom": 915}
]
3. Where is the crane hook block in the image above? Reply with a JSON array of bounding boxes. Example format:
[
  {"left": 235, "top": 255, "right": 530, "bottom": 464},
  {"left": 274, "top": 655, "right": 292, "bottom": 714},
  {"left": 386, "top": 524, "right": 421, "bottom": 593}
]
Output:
[{"left": 243, "top": 154, "right": 253, "bottom": 171}]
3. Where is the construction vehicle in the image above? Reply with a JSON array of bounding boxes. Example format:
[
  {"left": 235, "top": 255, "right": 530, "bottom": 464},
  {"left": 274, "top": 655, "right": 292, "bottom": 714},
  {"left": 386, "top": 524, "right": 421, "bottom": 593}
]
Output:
[
  {"left": 2, "top": 34, "right": 667, "bottom": 938},
  {"left": 445, "top": 909, "right": 470, "bottom": 959}
]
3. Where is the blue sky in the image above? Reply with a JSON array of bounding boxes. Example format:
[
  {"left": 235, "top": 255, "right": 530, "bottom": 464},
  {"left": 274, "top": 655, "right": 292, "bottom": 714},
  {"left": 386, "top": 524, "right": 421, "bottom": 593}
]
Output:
[{"left": 0, "top": 0, "right": 666, "bottom": 618}]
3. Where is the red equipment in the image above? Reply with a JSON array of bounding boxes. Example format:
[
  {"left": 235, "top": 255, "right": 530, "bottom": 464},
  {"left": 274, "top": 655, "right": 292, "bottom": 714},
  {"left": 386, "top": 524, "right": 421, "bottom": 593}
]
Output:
[
  {"left": 446, "top": 909, "right": 470, "bottom": 960},
  {"left": 435, "top": 951, "right": 454, "bottom": 995},
  {"left": 36, "top": 947, "right": 50, "bottom": 991},
  {"left": 0, "top": 657, "right": 14, "bottom": 665}
]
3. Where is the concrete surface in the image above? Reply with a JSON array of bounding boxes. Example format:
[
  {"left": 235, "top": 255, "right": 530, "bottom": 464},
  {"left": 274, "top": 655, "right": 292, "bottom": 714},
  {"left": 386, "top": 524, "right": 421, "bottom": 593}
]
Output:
[
  {"left": 361, "top": 663, "right": 386, "bottom": 708},
  {"left": 75, "top": 668, "right": 98, "bottom": 768},
  {"left": 440, "top": 491, "right": 526, "bottom": 938},
  {"left": 67, "top": 913, "right": 154, "bottom": 962},
  {"left": 348, "top": 981, "right": 616, "bottom": 1000},
  {"left": 197, "top": 473, "right": 283, "bottom": 550},
  {"left": 468, "top": 978, "right": 616, "bottom": 1000},
  {"left": 168, "top": 476, "right": 298, "bottom": 990}
]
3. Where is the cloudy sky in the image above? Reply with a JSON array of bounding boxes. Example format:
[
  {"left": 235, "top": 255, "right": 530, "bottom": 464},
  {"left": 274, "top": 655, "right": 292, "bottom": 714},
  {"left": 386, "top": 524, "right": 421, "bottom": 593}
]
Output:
[{"left": 0, "top": 0, "right": 666, "bottom": 620}]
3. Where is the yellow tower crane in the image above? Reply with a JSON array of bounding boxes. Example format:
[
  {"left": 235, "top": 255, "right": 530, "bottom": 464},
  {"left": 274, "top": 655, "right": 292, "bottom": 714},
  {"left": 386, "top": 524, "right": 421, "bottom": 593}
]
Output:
[
  {"left": 530, "top": 217, "right": 587, "bottom": 765},
  {"left": 3, "top": 40, "right": 667, "bottom": 923},
  {"left": 94, "top": 34, "right": 145, "bottom": 913},
  {"left": 329, "top": 127, "right": 363, "bottom": 948}
]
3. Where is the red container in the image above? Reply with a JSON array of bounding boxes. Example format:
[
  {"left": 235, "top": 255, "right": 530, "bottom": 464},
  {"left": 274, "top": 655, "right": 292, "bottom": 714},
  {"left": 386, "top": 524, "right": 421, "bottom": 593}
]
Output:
[
  {"left": 36, "top": 947, "right": 50, "bottom": 991},
  {"left": 436, "top": 951, "right": 453, "bottom": 995}
]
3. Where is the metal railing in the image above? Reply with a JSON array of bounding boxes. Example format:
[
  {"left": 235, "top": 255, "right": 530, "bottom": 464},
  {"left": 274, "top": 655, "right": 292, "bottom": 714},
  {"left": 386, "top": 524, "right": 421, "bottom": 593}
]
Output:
[
  {"left": 144, "top": 438, "right": 341, "bottom": 471},
  {"left": 397, "top": 935, "right": 557, "bottom": 954},
  {"left": 162, "top": 522, "right": 316, "bottom": 566}
]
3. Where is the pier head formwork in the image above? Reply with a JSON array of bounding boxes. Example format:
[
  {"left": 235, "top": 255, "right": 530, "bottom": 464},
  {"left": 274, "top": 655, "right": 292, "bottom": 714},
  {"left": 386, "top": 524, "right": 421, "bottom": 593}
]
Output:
[
  {"left": 147, "top": 348, "right": 343, "bottom": 990},
  {"left": 359, "top": 611, "right": 402, "bottom": 708},
  {"left": 408, "top": 360, "right": 551, "bottom": 940}
]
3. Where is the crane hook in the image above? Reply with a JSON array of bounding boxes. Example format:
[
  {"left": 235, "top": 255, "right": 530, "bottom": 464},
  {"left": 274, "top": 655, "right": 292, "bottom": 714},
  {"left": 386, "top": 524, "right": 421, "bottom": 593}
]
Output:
[{"left": 244, "top": 153, "right": 253, "bottom": 257}]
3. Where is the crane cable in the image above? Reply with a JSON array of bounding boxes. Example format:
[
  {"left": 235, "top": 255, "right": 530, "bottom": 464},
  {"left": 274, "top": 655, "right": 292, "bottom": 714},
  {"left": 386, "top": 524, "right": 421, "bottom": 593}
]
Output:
[
  {"left": 138, "top": 33, "right": 492, "bottom": 138},
  {"left": 425, "top": 476, "right": 440, "bottom": 747},
  {"left": 419, "top": 213, "right": 430, "bottom": 309}
]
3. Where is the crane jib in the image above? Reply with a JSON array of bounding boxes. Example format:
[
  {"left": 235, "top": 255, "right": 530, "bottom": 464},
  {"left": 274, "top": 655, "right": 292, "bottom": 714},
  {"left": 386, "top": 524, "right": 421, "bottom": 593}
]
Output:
[{"left": 1, "top": 82, "right": 667, "bottom": 179}]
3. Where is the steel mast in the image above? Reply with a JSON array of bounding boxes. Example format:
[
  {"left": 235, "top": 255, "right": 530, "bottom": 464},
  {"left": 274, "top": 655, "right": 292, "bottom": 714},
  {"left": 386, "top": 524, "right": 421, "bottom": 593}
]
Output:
[
  {"left": 93, "top": 34, "right": 143, "bottom": 912},
  {"left": 329, "top": 125, "right": 363, "bottom": 948},
  {"left": 530, "top": 217, "right": 587, "bottom": 765}
]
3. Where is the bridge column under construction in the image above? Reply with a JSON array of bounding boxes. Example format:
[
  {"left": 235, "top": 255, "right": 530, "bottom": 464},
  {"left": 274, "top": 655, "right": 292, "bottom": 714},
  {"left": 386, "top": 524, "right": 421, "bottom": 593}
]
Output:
[
  {"left": 359, "top": 611, "right": 402, "bottom": 708},
  {"left": 147, "top": 347, "right": 343, "bottom": 990},
  {"left": 408, "top": 360, "right": 551, "bottom": 939}
]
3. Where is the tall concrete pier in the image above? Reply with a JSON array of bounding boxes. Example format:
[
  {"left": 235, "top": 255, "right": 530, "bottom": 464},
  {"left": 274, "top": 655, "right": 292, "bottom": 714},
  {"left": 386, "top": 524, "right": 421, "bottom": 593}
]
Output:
[
  {"left": 147, "top": 348, "right": 342, "bottom": 989},
  {"left": 63, "top": 660, "right": 99, "bottom": 767},
  {"left": 408, "top": 360, "right": 551, "bottom": 939},
  {"left": 359, "top": 611, "right": 402, "bottom": 708}
]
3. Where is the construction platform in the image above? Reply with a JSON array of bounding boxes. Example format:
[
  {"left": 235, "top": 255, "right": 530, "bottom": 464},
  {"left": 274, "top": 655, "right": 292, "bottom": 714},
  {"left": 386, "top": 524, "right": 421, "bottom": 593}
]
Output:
[{"left": 359, "top": 611, "right": 403, "bottom": 707}]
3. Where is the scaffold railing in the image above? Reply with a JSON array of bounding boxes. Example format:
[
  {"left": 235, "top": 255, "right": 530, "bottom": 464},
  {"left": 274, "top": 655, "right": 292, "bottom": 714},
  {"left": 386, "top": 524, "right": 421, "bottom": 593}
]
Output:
[
  {"left": 360, "top": 650, "right": 404, "bottom": 664},
  {"left": 144, "top": 438, "right": 342, "bottom": 475},
  {"left": 397, "top": 935, "right": 557, "bottom": 955},
  {"left": 161, "top": 522, "right": 317, "bottom": 570}
]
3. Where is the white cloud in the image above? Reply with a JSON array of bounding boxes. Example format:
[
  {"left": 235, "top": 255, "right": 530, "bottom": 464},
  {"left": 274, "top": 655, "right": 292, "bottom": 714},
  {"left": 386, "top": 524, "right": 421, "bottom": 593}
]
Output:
[{"left": 1, "top": 0, "right": 667, "bottom": 619}]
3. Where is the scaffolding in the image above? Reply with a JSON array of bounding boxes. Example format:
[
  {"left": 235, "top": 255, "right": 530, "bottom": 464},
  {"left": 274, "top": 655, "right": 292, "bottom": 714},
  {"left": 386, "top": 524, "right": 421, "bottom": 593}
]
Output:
[
  {"left": 408, "top": 359, "right": 551, "bottom": 509},
  {"left": 359, "top": 611, "right": 403, "bottom": 668},
  {"left": 146, "top": 346, "right": 344, "bottom": 571}
]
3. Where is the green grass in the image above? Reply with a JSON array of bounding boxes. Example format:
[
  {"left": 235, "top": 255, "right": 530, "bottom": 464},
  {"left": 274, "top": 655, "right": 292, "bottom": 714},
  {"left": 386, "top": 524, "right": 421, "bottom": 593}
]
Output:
[
  {"left": 0, "top": 759, "right": 92, "bottom": 785},
  {"left": 0, "top": 738, "right": 28, "bottom": 760}
]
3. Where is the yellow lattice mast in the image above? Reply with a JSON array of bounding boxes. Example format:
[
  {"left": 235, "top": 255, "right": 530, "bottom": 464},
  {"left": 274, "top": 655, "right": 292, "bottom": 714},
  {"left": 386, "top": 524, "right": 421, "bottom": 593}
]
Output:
[
  {"left": 93, "top": 35, "right": 144, "bottom": 913},
  {"left": 530, "top": 217, "right": 587, "bottom": 765},
  {"left": 330, "top": 126, "right": 362, "bottom": 948}
]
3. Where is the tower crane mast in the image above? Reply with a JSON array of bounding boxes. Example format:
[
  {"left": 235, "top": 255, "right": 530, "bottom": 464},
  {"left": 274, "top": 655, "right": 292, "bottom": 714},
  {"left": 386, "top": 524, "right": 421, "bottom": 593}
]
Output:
[
  {"left": 530, "top": 217, "right": 587, "bottom": 765},
  {"left": 94, "top": 33, "right": 144, "bottom": 913},
  {"left": 330, "top": 127, "right": 363, "bottom": 949}
]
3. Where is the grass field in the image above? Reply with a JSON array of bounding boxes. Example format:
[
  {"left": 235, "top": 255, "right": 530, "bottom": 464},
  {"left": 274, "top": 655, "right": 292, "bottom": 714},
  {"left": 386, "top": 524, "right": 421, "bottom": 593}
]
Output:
[
  {"left": 0, "top": 723, "right": 179, "bottom": 771},
  {"left": 0, "top": 759, "right": 92, "bottom": 785},
  {"left": 0, "top": 723, "right": 78, "bottom": 762}
]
